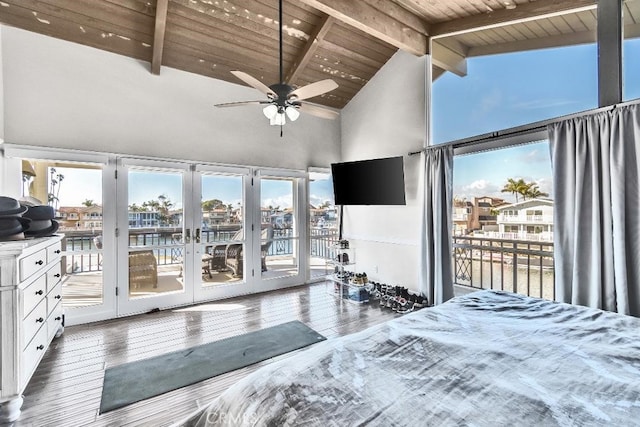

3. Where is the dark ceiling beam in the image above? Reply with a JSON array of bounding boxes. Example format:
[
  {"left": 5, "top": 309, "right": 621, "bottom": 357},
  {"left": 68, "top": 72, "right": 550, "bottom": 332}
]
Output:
[
  {"left": 151, "top": 0, "right": 169, "bottom": 75},
  {"left": 430, "top": 0, "right": 597, "bottom": 38},
  {"left": 298, "top": 0, "right": 429, "bottom": 55},
  {"left": 286, "top": 15, "right": 334, "bottom": 85}
]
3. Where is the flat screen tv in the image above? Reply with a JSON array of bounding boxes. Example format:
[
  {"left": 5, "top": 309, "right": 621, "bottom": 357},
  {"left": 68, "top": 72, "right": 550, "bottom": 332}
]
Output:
[{"left": 331, "top": 156, "right": 406, "bottom": 205}]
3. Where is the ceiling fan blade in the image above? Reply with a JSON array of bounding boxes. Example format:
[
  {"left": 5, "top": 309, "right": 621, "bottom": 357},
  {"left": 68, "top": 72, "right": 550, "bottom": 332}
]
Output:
[
  {"left": 299, "top": 103, "right": 340, "bottom": 120},
  {"left": 214, "top": 101, "right": 268, "bottom": 108},
  {"left": 289, "top": 79, "right": 338, "bottom": 101},
  {"left": 230, "top": 71, "right": 276, "bottom": 98}
]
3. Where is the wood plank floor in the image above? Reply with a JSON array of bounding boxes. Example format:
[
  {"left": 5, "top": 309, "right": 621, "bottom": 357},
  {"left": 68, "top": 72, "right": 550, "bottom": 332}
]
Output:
[{"left": 14, "top": 282, "right": 398, "bottom": 427}]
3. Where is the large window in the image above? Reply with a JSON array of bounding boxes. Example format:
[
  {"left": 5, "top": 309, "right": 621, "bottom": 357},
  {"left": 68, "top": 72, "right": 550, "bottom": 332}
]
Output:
[
  {"left": 624, "top": 0, "right": 640, "bottom": 101},
  {"left": 452, "top": 141, "right": 555, "bottom": 299},
  {"left": 433, "top": 44, "right": 597, "bottom": 144}
]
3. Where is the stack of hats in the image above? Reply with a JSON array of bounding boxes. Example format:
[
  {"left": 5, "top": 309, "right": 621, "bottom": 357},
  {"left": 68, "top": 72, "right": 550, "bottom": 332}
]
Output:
[
  {"left": 0, "top": 196, "right": 31, "bottom": 240},
  {"left": 0, "top": 196, "right": 60, "bottom": 241},
  {"left": 23, "top": 204, "right": 59, "bottom": 237}
]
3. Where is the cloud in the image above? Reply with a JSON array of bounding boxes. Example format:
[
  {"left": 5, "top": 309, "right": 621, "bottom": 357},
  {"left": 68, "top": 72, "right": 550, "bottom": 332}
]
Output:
[
  {"left": 512, "top": 98, "right": 577, "bottom": 110},
  {"left": 262, "top": 195, "right": 293, "bottom": 209}
]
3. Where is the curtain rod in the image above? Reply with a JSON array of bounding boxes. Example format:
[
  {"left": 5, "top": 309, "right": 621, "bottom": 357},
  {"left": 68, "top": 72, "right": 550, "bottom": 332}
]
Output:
[{"left": 408, "top": 97, "right": 640, "bottom": 156}]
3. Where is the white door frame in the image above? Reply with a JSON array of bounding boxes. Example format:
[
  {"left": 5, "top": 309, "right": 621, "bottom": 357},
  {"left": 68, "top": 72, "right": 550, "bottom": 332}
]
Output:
[
  {"left": 192, "top": 164, "right": 256, "bottom": 302},
  {"left": 116, "top": 158, "right": 194, "bottom": 316},
  {"left": 253, "top": 168, "right": 308, "bottom": 293}
]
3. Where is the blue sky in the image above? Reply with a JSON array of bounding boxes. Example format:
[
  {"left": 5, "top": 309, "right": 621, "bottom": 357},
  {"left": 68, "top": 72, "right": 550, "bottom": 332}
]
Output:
[
  {"left": 55, "top": 38, "right": 640, "bottom": 208},
  {"left": 437, "top": 38, "right": 640, "bottom": 203}
]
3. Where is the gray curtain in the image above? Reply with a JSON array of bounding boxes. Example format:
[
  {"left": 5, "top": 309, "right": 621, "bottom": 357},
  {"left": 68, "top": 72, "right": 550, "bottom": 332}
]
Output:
[
  {"left": 418, "top": 145, "right": 455, "bottom": 305},
  {"left": 548, "top": 104, "right": 640, "bottom": 316}
]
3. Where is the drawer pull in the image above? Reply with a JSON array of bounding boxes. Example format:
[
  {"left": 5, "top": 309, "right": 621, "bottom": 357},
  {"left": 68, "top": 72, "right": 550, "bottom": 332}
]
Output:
[
  {"left": 55, "top": 316, "right": 62, "bottom": 321},
  {"left": 35, "top": 290, "right": 44, "bottom": 296},
  {"left": 54, "top": 249, "right": 61, "bottom": 254},
  {"left": 35, "top": 260, "right": 44, "bottom": 266},
  {"left": 36, "top": 317, "right": 44, "bottom": 323},
  {"left": 36, "top": 345, "right": 44, "bottom": 351},
  {"left": 54, "top": 273, "right": 61, "bottom": 278},
  {"left": 55, "top": 295, "right": 61, "bottom": 300}
]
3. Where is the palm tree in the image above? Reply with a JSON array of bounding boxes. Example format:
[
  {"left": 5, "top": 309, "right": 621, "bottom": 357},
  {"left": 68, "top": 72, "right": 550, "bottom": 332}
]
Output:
[
  {"left": 522, "top": 183, "right": 549, "bottom": 200},
  {"left": 82, "top": 199, "right": 95, "bottom": 207},
  {"left": 501, "top": 178, "right": 527, "bottom": 202}
]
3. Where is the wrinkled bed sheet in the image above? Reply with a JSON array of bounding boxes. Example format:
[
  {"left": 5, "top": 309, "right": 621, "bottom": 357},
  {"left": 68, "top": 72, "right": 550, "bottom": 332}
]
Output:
[{"left": 177, "top": 290, "right": 640, "bottom": 426}]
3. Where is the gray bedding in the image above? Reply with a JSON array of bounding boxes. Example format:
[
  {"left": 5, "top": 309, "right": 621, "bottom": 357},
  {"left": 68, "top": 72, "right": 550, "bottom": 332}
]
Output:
[{"left": 177, "top": 290, "right": 640, "bottom": 426}]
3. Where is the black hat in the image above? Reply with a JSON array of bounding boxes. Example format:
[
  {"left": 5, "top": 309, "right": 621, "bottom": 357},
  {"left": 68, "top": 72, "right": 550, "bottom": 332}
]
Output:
[
  {"left": 23, "top": 205, "right": 55, "bottom": 221},
  {"left": 0, "top": 196, "right": 28, "bottom": 217},
  {"left": 24, "top": 219, "right": 59, "bottom": 237},
  {"left": 0, "top": 217, "right": 31, "bottom": 237}
]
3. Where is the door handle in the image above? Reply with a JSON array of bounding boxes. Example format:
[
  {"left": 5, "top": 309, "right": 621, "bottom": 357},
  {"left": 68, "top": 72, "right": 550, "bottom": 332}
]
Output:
[
  {"left": 195, "top": 228, "right": 201, "bottom": 243},
  {"left": 185, "top": 228, "right": 191, "bottom": 243}
]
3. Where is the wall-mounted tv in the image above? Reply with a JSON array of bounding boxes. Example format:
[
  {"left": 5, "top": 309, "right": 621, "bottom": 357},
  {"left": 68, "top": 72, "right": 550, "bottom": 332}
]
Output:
[{"left": 331, "top": 156, "right": 406, "bottom": 205}]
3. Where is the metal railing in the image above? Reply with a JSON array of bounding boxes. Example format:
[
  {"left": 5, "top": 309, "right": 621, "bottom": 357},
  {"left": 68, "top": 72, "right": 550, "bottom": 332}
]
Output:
[
  {"left": 60, "top": 226, "right": 339, "bottom": 274},
  {"left": 453, "top": 235, "right": 555, "bottom": 300}
]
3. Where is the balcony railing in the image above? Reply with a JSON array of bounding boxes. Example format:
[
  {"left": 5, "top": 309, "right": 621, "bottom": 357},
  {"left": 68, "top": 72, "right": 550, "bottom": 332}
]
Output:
[
  {"left": 499, "top": 214, "right": 553, "bottom": 223},
  {"left": 453, "top": 235, "right": 555, "bottom": 300},
  {"left": 60, "top": 226, "right": 338, "bottom": 274}
]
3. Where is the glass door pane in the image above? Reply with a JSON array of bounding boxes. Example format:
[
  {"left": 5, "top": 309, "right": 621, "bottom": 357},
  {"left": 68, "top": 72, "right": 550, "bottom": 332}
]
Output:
[
  {"left": 127, "top": 169, "right": 184, "bottom": 297},
  {"left": 260, "top": 177, "right": 299, "bottom": 281},
  {"left": 21, "top": 159, "right": 114, "bottom": 323},
  {"left": 118, "top": 164, "right": 193, "bottom": 315},
  {"left": 198, "top": 172, "right": 246, "bottom": 288},
  {"left": 309, "top": 170, "right": 338, "bottom": 281}
]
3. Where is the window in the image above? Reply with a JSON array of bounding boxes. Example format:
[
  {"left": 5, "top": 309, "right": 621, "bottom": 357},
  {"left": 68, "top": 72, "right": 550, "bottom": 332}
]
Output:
[
  {"left": 433, "top": 41, "right": 597, "bottom": 144},
  {"left": 624, "top": 0, "right": 640, "bottom": 101}
]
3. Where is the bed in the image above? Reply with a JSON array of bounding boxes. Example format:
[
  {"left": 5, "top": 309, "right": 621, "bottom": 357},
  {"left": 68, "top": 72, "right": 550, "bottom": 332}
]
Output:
[{"left": 177, "top": 290, "right": 640, "bottom": 426}]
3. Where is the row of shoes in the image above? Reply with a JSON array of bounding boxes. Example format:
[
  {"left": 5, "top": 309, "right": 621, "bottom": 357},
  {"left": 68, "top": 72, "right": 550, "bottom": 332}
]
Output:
[{"left": 367, "top": 282, "right": 429, "bottom": 314}]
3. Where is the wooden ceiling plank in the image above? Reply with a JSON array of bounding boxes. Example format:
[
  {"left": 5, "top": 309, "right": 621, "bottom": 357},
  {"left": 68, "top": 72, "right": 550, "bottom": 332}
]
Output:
[
  {"left": 313, "top": 46, "right": 381, "bottom": 76},
  {"left": 163, "top": 40, "right": 279, "bottom": 83},
  {"left": 320, "top": 39, "right": 388, "bottom": 70},
  {"left": 326, "top": 23, "right": 397, "bottom": 62},
  {"left": 467, "top": 26, "right": 597, "bottom": 56},
  {"left": 0, "top": 4, "right": 150, "bottom": 60},
  {"left": 298, "top": 0, "right": 428, "bottom": 55},
  {"left": 363, "top": 0, "right": 430, "bottom": 35},
  {"left": 151, "top": 0, "right": 169, "bottom": 75},
  {"left": 103, "top": 0, "right": 156, "bottom": 17},
  {"left": 432, "top": 40, "right": 467, "bottom": 77},
  {"left": 170, "top": 3, "right": 303, "bottom": 59},
  {"left": 285, "top": 15, "right": 334, "bottom": 84},
  {"left": 430, "top": 0, "right": 597, "bottom": 38},
  {"left": 2, "top": 0, "right": 154, "bottom": 40}
]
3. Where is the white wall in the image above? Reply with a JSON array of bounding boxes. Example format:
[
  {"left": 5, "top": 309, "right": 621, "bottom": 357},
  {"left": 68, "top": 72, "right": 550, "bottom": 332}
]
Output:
[
  {"left": 1, "top": 26, "right": 340, "bottom": 171},
  {"left": 0, "top": 27, "right": 21, "bottom": 198},
  {"left": 340, "top": 49, "right": 427, "bottom": 291}
]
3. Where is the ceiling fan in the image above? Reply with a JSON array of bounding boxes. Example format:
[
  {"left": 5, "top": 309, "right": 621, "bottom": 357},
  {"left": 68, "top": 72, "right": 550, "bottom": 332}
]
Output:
[{"left": 214, "top": 0, "right": 339, "bottom": 134}]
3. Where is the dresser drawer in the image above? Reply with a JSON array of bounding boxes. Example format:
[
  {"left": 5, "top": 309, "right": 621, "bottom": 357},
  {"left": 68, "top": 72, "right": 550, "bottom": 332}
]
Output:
[
  {"left": 47, "top": 240, "right": 62, "bottom": 263},
  {"left": 47, "top": 301, "right": 64, "bottom": 339},
  {"left": 23, "top": 299, "right": 47, "bottom": 351},
  {"left": 47, "top": 282, "right": 63, "bottom": 315},
  {"left": 21, "top": 325, "right": 49, "bottom": 387},
  {"left": 46, "top": 264, "right": 62, "bottom": 292},
  {"left": 23, "top": 274, "right": 47, "bottom": 317},
  {"left": 19, "top": 249, "right": 47, "bottom": 282}
]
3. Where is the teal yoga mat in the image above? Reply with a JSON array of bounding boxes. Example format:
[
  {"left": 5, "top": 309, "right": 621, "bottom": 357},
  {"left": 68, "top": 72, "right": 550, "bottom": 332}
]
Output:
[{"left": 100, "top": 320, "right": 326, "bottom": 414}]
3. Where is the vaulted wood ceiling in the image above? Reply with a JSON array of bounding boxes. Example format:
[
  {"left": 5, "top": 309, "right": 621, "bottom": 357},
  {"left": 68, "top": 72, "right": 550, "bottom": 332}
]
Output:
[{"left": 0, "top": 0, "right": 637, "bottom": 110}]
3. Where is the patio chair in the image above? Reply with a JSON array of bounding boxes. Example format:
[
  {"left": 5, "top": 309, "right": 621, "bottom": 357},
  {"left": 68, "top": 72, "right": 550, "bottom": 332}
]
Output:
[
  {"left": 225, "top": 243, "right": 243, "bottom": 277},
  {"left": 260, "top": 226, "right": 274, "bottom": 272},
  {"left": 129, "top": 250, "right": 158, "bottom": 289}
]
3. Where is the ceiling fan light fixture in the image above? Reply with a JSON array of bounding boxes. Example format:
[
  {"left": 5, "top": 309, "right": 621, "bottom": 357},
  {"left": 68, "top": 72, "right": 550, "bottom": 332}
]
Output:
[
  {"left": 263, "top": 104, "right": 278, "bottom": 119},
  {"left": 285, "top": 106, "right": 300, "bottom": 122},
  {"left": 270, "top": 112, "right": 286, "bottom": 126}
]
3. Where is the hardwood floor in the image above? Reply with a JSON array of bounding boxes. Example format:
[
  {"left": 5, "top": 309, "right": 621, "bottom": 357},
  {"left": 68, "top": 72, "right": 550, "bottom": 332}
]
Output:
[{"left": 14, "top": 282, "right": 398, "bottom": 427}]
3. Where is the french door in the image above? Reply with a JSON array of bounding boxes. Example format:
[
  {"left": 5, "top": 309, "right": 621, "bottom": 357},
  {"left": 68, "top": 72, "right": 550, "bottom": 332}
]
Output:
[
  {"left": 116, "top": 161, "right": 305, "bottom": 316},
  {"left": 116, "top": 160, "right": 194, "bottom": 315}
]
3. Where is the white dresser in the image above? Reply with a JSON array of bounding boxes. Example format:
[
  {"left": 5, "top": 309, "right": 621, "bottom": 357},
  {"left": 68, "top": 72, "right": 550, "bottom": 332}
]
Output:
[{"left": 0, "top": 235, "right": 64, "bottom": 422}]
